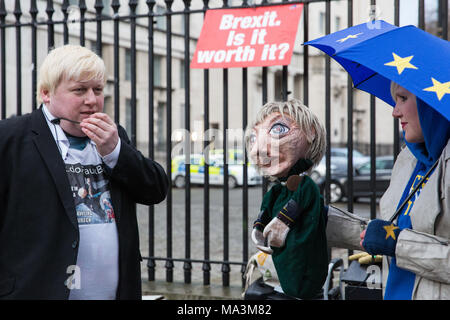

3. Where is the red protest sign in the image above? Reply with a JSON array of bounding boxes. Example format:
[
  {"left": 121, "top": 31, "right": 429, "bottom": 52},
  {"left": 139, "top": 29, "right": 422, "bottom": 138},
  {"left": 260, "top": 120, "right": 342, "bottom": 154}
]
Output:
[{"left": 190, "top": 4, "right": 303, "bottom": 69}]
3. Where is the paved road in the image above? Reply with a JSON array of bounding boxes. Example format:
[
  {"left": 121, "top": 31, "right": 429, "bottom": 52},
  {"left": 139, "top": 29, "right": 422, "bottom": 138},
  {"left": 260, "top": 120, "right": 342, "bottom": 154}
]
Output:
[{"left": 137, "top": 186, "right": 379, "bottom": 287}]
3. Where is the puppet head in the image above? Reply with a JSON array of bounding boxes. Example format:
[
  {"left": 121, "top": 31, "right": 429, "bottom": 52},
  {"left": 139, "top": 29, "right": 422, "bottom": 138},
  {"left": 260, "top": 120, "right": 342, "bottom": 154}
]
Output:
[{"left": 245, "top": 99, "right": 326, "bottom": 179}]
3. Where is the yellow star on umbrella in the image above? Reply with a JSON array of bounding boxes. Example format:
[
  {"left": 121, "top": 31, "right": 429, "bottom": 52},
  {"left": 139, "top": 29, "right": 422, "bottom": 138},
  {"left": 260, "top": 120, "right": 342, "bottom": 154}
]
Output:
[
  {"left": 423, "top": 77, "right": 450, "bottom": 101},
  {"left": 383, "top": 224, "right": 399, "bottom": 240},
  {"left": 384, "top": 53, "right": 418, "bottom": 75},
  {"left": 336, "top": 33, "right": 363, "bottom": 43}
]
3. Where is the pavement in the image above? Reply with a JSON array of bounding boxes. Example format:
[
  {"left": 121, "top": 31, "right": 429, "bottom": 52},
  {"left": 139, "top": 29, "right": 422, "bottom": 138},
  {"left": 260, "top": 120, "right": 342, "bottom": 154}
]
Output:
[{"left": 136, "top": 186, "right": 377, "bottom": 299}]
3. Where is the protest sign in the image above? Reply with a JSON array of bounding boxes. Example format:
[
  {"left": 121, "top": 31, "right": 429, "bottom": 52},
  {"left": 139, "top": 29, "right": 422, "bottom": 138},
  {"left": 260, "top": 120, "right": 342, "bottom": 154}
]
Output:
[{"left": 190, "top": 4, "right": 303, "bottom": 69}]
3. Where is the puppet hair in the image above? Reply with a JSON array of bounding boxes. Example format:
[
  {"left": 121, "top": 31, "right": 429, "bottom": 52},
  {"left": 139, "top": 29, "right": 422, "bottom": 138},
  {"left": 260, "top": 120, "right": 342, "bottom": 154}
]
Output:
[
  {"left": 37, "top": 44, "right": 106, "bottom": 104},
  {"left": 245, "top": 99, "right": 326, "bottom": 171}
]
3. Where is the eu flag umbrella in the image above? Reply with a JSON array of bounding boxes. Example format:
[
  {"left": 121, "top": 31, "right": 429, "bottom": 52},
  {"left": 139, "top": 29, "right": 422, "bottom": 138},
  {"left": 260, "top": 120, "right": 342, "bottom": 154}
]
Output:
[{"left": 303, "top": 20, "right": 450, "bottom": 121}]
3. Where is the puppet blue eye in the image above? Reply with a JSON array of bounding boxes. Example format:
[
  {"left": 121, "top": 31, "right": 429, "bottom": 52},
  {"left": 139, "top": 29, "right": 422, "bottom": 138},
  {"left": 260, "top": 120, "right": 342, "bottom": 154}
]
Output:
[
  {"left": 270, "top": 123, "right": 290, "bottom": 136},
  {"left": 249, "top": 133, "right": 256, "bottom": 144}
]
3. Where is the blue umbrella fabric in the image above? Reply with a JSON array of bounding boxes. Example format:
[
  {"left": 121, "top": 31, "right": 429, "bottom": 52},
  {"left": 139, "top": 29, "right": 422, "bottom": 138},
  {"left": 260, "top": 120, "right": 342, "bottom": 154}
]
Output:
[{"left": 304, "top": 20, "right": 450, "bottom": 121}]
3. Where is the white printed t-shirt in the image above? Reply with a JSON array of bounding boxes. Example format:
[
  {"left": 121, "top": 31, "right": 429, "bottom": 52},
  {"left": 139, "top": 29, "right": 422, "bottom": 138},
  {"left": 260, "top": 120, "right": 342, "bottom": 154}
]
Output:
[{"left": 42, "top": 105, "right": 121, "bottom": 300}]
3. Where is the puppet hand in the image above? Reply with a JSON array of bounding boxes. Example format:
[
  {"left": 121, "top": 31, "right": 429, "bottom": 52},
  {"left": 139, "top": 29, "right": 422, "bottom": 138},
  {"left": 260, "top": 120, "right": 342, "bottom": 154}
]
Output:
[
  {"left": 251, "top": 228, "right": 273, "bottom": 254},
  {"left": 263, "top": 217, "right": 290, "bottom": 248},
  {"left": 262, "top": 199, "right": 301, "bottom": 248}
]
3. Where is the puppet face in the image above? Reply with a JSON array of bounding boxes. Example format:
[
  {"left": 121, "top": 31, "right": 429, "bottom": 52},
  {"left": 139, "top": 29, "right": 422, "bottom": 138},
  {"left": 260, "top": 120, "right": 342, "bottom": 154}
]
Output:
[{"left": 248, "top": 112, "right": 309, "bottom": 178}]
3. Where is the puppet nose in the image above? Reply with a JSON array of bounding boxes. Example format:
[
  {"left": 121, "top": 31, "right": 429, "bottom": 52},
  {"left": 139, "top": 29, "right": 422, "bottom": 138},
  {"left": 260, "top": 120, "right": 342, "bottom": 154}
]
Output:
[{"left": 254, "top": 136, "right": 272, "bottom": 165}]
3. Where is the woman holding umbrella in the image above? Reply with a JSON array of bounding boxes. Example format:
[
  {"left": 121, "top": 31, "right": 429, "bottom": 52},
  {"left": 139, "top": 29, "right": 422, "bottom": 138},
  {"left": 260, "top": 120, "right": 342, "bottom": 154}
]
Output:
[
  {"left": 321, "top": 83, "right": 450, "bottom": 300},
  {"left": 304, "top": 21, "right": 450, "bottom": 299},
  {"left": 358, "top": 83, "right": 450, "bottom": 299}
]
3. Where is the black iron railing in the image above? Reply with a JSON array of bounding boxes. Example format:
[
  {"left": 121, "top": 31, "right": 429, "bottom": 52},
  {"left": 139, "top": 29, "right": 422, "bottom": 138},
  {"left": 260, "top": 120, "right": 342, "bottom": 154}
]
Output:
[{"left": 0, "top": 0, "right": 448, "bottom": 289}]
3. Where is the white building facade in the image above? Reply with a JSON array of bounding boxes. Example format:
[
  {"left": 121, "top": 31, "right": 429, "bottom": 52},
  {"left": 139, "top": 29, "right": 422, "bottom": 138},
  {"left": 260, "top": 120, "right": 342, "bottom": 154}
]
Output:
[{"left": 1, "top": 0, "right": 433, "bottom": 160}]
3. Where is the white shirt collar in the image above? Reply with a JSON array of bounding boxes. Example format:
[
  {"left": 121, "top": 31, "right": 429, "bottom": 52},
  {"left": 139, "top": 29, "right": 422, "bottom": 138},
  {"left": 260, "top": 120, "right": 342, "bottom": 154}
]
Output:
[
  {"left": 42, "top": 104, "right": 96, "bottom": 160},
  {"left": 42, "top": 104, "right": 70, "bottom": 159},
  {"left": 41, "top": 104, "right": 120, "bottom": 168}
]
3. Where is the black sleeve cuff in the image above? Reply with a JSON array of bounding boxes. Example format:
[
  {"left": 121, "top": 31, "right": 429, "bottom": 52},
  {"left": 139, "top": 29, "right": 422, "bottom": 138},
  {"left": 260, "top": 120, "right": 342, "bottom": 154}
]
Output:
[
  {"left": 253, "top": 209, "right": 269, "bottom": 231},
  {"left": 276, "top": 199, "right": 301, "bottom": 228}
]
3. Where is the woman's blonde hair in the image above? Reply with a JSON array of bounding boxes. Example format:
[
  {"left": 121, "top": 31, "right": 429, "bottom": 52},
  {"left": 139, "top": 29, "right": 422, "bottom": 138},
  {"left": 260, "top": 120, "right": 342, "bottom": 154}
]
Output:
[
  {"left": 37, "top": 44, "right": 106, "bottom": 104},
  {"left": 245, "top": 99, "right": 326, "bottom": 170},
  {"left": 390, "top": 81, "right": 400, "bottom": 102}
]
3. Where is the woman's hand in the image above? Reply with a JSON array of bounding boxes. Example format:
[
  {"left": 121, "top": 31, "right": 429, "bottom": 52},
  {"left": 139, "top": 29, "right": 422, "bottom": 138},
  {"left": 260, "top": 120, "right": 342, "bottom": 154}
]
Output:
[{"left": 360, "top": 229, "right": 366, "bottom": 250}]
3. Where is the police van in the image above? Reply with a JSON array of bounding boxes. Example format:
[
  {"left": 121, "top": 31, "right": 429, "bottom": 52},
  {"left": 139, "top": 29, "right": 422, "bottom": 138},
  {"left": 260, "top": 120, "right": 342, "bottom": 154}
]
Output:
[{"left": 171, "top": 151, "right": 262, "bottom": 188}]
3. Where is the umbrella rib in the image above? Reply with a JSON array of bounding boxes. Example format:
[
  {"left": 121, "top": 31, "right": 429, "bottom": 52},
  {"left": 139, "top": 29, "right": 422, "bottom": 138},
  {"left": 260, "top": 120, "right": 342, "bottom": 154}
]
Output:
[
  {"left": 353, "top": 72, "right": 378, "bottom": 88},
  {"left": 329, "top": 58, "right": 374, "bottom": 88}
]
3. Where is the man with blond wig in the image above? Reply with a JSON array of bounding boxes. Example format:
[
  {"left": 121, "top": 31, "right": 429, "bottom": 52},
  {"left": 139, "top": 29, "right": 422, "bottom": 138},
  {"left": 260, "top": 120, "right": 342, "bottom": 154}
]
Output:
[
  {"left": 246, "top": 99, "right": 328, "bottom": 299},
  {"left": 0, "top": 45, "right": 168, "bottom": 299}
]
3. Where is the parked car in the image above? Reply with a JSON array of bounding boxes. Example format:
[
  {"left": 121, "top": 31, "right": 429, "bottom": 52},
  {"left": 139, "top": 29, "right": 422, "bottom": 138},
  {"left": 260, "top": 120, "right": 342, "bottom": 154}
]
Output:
[
  {"left": 318, "top": 156, "right": 394, "bottom": 203},
  {"left": 331, "top": 148, "right": 370, "bottom": 167},
  {"left": 171, "top": 153, "right": 262, "bottom": 188},
  {"left": 310, "top": 148, "right": 369, "bottom": 183},
  {"left": 315, "top": 160, "right": 348, "bottom": 203},
  {"left": 342, "top": 155, "right": 394, "bottom": 201}
]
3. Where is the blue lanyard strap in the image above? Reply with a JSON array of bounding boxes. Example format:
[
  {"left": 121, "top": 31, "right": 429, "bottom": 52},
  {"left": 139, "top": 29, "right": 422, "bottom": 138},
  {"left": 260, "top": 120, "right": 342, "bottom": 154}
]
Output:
[{"left": 388, "top": 159, "right": 439, "bottom": 223}]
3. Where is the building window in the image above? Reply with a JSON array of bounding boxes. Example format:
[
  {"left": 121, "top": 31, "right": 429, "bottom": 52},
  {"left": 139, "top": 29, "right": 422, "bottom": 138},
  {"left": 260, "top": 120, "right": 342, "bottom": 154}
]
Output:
[
  {"left": 103, "top": 96, "right": 112, "bottom": 118},
  {"left": 155, "top": 5, "right": 166, "bottom": 30},
  {"left": 335, "top": 16, "right": 341, "bottom": 32},
  {"left": 125, "top": 98, "right": 132, "bottom": 136},
  {"left": 180, "top": 60, "right": 185, "bottom": 89},
  {"left": 355, "top": 118, "right": 362, "bottom": 144},
  {"left": 102, "top": 0, "right": 111, "bottom": 16},
  {"left": 320, "top": 12, "right": 326, "bottom": 34},
  {"left": 88, "top": 40, "right": 97, "bottom": 54},
  {"left": 180, "top": 14, "right": 185, "bottom": 35},
  {"left": 157, "top": 102, "right": 166, "bottom": 151},
  {"left": 125, "top": 98, "right": 139, "bottom": 139},
  {"left": 125, "top": 48, "right": 131, "bottom": 81},
  {"left": 154, "top": 56, "right": 162, "bottom": 87},
  {"left": 293, "top": 74, "right": 303, "bottom": 100},
  {"left": 274, "top": 71, "right": 282, "bottom": 101},
  {"left": 180, "top": 103, "right": 185, "bottom": 128}
]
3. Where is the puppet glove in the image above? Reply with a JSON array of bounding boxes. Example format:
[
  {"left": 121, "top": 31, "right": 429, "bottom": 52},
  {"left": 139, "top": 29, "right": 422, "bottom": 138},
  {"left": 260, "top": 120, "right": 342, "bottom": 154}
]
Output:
[
  {"left": 362, "top": 219, "right": 400, "bottom": 257},
  {"left": 251, "top": 229, "right": 273, "bottom": 254},
  {"left": 263, "top": 199, "right": 301, "bottom": 249}
]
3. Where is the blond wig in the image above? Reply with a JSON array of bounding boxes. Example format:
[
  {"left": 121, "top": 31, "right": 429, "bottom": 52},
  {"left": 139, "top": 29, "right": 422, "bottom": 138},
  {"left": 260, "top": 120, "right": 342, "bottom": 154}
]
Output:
[{"left": 37, "top": 44, "right": 106, "bottom": 104}]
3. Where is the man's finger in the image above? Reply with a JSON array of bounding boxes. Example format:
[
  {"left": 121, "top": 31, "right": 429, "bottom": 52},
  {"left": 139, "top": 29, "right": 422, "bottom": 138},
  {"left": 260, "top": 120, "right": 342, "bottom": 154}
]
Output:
[
  {"left": 80, "top": 121, "right": 107, "bottom": 139},
  {"left": 81, "top": 126, "right": 99, "bottom": 143},
  {"left": 89, "top": 112, "right": 115, "bottom": 126},
  {"left": 82, "top": 116, "right": 114, "bottom": 132}
]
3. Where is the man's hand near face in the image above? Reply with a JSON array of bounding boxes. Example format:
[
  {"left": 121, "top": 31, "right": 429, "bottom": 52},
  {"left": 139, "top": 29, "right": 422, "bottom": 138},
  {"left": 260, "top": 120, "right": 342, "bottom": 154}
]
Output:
[{"left": 80, "top": 113, "right": 119, "bottom": 157}]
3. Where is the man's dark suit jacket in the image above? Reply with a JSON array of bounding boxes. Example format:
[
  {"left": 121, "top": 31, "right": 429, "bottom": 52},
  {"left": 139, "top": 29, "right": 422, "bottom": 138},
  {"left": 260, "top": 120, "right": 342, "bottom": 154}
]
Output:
[{"left": 0, "top": 108, "right": 168, "bottom": 299}]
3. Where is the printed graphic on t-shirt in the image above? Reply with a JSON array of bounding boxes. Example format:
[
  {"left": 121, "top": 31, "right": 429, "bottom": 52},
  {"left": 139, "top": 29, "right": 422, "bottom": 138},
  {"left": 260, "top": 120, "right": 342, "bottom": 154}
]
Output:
[{"left": 65, "top": 163, "right": 116, "bottom": 225}]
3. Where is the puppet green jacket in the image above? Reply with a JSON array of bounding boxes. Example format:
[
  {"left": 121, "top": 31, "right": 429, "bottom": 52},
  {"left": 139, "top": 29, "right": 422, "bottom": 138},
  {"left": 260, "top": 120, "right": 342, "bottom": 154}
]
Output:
[{"left": 259, "top": 165, "right": 328, "bottom": 299}]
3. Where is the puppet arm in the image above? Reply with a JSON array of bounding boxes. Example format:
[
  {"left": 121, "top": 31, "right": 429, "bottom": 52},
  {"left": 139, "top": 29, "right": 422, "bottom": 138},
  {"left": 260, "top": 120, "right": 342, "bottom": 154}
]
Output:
[{"left": 263, "top": 199, "right": 301, "bottom": 249}]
